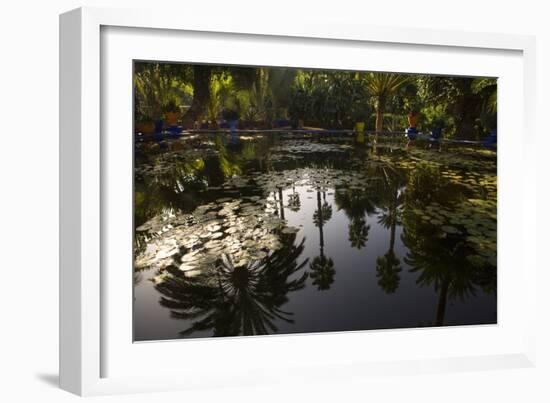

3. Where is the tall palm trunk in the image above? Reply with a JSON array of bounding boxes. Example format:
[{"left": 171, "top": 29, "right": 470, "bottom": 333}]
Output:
[
  {"left": 278, "top": 187, "right": 285, "bottom": 220},
  {"left": 374, "top": 95, "right": 386, "bottom": 142},
  {"left": 388, "top": 188, "right": 398, "bottom": 252},
  {"left": 182, "top": 65, "right": 212, "bottom": 128},
  {"left": 454, "top": 94, "right": 481, "bottom": 140},
  {"left": 389, "top": 214, "right": 396, "bottom": 253}
]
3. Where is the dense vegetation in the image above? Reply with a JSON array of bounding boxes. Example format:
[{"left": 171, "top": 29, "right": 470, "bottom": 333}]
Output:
[{"left": 134, "top": 62, "right": 497, "bottom": 140}]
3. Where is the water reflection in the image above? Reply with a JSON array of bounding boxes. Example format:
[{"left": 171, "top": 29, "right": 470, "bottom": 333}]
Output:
[
  {"left": 155, "top": 234, "right": 308, "bottom": 337},
  {"left": 375, "top": 165, "right": 405, "bottom": 294},
  {"left": 401, "top": 162, "right": 497, "bottom": 325},
  {"left": 310, "top": 190, "right": 335, "bottom": 290},
  {"left": 134, "top": 134, "right": 497, "bottom": 339}
]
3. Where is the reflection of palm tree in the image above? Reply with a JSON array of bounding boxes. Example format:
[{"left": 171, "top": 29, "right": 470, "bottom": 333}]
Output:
[
  {"left": 313, "top": 190, "right": 332, "bottom": 225},
  {"left": 404, "top": 243, "right": 478, "bottom": 326},
  {"left": 155, "top": 235, "right": 309, "bottom": 337},
  {"left": 376, "top": 190, "right": 402, "bottom": 294},
  {"left": 334, "top": 181, "right": 376, "bottom": 251},
  {"left": 310, "top": 190, "right": 335, "bottom": 290},
  {"left": 401, "top": 164, "right": 494, "bottom": 325},
  {"left": 375, "top": 162, "right": 404, "bottom": 293},
  {"left": 278, "top": 187, "right": 285, "bottom": 220},
  {"left": 309, "top": 255, "right": 335, "bottom": 290},
  {"left": 376, "top": 251, "right": 401, "bottom": 293},
  {"left": 348, "top": 217, "right": 370, "bottom": 249},
  {"left": 287, "top": 185, "right": 301, "bottom": 212}
]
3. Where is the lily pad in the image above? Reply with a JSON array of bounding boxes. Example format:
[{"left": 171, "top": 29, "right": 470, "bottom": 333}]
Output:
[{"left": 441, "top": 225, "right": 460, "bottom": 234}]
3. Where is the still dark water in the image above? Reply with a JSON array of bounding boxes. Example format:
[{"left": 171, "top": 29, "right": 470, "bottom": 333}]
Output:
[{"left": 133, "top": 133, "right": 497, "bottom": 341}]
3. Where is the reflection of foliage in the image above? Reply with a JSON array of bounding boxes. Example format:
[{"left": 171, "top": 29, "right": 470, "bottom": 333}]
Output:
[
  {"left": 375, "top": 188, "right": 403, "bottom": 293},
  {"left": 372, "top": 158, "right": 407, "bottom": 294},
  {"left": 348, "top": 217, "right": 370, "bottom": 249},
  {"left": 310, "top": 190, "right": 335, "bottom": 290},
  {"left": 134, "top": 134, "right": 497, "bottom": 334},
  {"left": 309, "top": 255, "right": 335, "bottom": 291},
  {"left": 403, "top": 224, "right": 480, "bottom": 325},
  {"left": 405, "top": 161, "right": 451, "bottom": 205},
  {"left": 376, "top": 251, "right": 402, "bottom": 294},
  {"left": 287, "top": 187, "right": 301, "bottom": 212},
  {"left": 134, "top": 155, "right": 207, "bottom": 228},
  {"left": 313, "top": 201, "right": 332, "bottom": 227},
  {"left": 334, "top": 187, "right": 376, "bottom": 219},
  {"left": 401, "top": 162, "right": 496, "bottom": 325},
  {"left": 215, "top": 137, "right": 242, "bottom": 178},
  {"left": 155, "top": 236, "right": 309, "bottom": 337}
]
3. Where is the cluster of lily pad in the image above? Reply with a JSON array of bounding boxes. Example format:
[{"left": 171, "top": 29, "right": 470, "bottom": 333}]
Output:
[
  {"left": 379, "top": 147, "right": 496, "bottom": 173},
  {"left": 252, "top": 167, "right": 372, "bottom": 195},
  {"left": 135, "top": 135, "right": 497, "bottom": 289},
  {"left": 392, "top": 149, "right": 497, "bottom": 268},
  {"left": 134, "top": 147, "right": 211, "bottom": 180},
  {"left": 135, "top": 196, "right": 302, "bottom": 280},
  {"left": 271, "top": 140, "right": 351, "bottom": 155}
]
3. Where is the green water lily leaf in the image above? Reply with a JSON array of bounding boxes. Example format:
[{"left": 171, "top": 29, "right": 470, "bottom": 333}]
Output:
[{"left": 441, "top": 225, "right": 460, "bottom": 234}]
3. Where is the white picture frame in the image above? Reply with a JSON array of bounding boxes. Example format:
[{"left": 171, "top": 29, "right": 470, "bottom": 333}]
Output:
[{"left": 60, "top": 6, "right": 537, "bottom": 396}]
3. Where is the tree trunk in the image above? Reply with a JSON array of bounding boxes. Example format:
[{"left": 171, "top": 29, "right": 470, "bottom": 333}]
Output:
[
  {"left": 374, "top": 95, "right": 386, "bottom": 143},
  {"left": 317, "top": 191, "right": 324, "bottom": 255},
  {"left": 389, "top": 214, "right": 396, "bottom": 253},
  {"left": 181, "top": 65, "right": 212, "bottom": 128},
  {"left": 454, "top": 94, "right": 481, "bottom": 140},
  {"left": 435, "top": 279, "right": 450, "bottom": 326},
  {"left": 278, "top": 187, "right": 285, "bottom": 220}
]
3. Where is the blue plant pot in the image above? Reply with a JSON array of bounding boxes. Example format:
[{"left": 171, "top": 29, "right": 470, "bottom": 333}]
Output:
[
  {"left": 154, "top": 119, "right": 164, "bottom": 134},
  {"left": 167, "top": 125, "right": 183, "bottom": 136},
  {"left": 229, "top": 119, "right": 239, "bottom": 131},
  {"left": 406, "top": 127, "right": 418, "bottom": 140}
]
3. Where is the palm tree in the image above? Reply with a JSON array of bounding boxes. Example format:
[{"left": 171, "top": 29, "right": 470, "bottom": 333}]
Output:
[
  {"left": 310, "top": 190, "right": 335, "bottom": 290},
  {"left": 364, "top": 73, "right": 410, "bottom": 139}
]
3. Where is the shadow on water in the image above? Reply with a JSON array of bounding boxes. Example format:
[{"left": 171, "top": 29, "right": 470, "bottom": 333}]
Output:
[
  {"left": 133, "top": 133, "right": 497, "bottom": 340},
  {"left": 155, "top": 233, "right": 309, "bottom": 337}
]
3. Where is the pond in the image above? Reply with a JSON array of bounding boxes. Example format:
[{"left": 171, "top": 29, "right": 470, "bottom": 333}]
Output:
[{"left": 133, "top": 133, "right": 497, "bottom": 341}]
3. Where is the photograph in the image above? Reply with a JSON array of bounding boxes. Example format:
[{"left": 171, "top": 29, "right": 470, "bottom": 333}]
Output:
[{"left": 132, "top": 61, "right": 497, "bottom": 341}]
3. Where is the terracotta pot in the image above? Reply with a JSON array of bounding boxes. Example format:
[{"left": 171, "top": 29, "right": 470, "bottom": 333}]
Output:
[
  {"left": 165, "top": 112, "right": 179, "bottom": 126},
  {"left": 136, "top": 121, "right": 155, "bottom": 134}
]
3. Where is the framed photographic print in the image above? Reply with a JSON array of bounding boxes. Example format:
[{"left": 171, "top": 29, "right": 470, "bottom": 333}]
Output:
[{"left": 60, "top": 6, "right": 537, "bottom": 396}]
